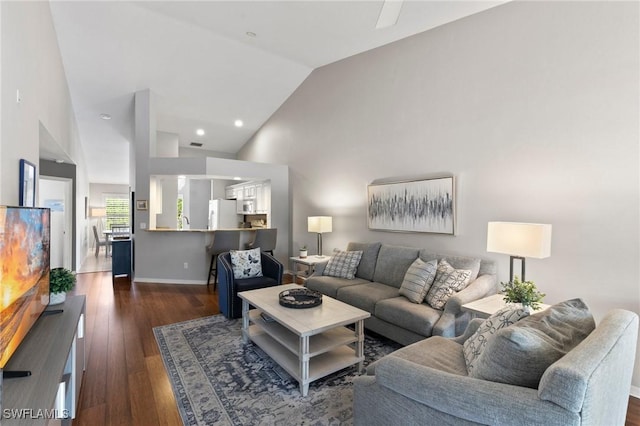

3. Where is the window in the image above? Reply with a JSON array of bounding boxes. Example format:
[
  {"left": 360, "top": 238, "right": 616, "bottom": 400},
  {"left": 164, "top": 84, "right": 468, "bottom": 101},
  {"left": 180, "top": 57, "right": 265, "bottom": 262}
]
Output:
[{"left": 103, "top": 194, "right": 130, "bottom": 230}]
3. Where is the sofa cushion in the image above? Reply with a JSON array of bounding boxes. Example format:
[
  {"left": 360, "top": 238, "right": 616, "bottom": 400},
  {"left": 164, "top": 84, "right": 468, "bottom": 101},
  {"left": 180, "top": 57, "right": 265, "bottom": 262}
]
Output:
[
  {"left": 375, "top": 296, "right": 442, "bottom": 337},
  {"left": 337, "top": 282, "right": 400, "bottom": 313},
  {"left": 425, "top": 260, "right": 472, "bottom": 309},
  {"left": 372, "top": 245, "right": 420, "bottom": 288},
  {"left": 441, "top": 256, "right": 481, "bottom": 282},
  {"left": 230, "top": 248, "right": 263, "bottom": 279},
  {"left": 346, "top": 242, "right": 381, "bottom": 281},
  {"left": 305, "top": 275, "right": 369, "bottom": 299},
  {"left": 399, "top": 258, "right": 438, "bottom": 303},
  {"left": 471, "top": 299, "right": 595, "bottom": 389},
  {"left": 463, "top": 306, "right": 530, "bottom": 375},
  {"left": 323, "top": 250, "right": 363, "bottom": 279},
  {"left": 367, "top": 336, "right": 467, "bottom": 376}
]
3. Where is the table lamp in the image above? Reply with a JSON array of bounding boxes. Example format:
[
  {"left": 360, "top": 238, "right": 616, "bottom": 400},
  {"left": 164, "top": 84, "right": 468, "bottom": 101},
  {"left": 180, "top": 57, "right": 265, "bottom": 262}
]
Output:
[
  {"left": 90, "top": 207, "right": 107, "bottom": 229},
  {"left": 308, "top": 216, "right": 332, "bottom": 257},
  {"left": 486, "top": 221, "right": 552, "bottom": 282}
]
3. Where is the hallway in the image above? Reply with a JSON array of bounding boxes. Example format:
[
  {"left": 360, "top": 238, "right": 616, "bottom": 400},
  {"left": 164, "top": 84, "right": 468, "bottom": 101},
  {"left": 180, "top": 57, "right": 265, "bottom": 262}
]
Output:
[{"left": 78, "top": 249, "right": 112, "bottom": 274}]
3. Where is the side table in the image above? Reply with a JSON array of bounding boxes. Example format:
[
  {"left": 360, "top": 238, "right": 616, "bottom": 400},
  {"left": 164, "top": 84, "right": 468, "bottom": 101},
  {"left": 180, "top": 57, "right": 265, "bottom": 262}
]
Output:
[
  {"left": 289, "top": 256, "right": 331, "bottom": 284},
  {"left": 461, "top": 294, "right": 550, "bottom": 319}
]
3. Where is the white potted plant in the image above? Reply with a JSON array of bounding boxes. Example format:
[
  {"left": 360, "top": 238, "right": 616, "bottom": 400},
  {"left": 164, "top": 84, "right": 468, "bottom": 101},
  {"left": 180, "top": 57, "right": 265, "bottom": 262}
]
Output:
[
  {"left": 49, "top": 267, "right": 76, "bottom": 305},
  {"left": 299, "top": 246, "right": 308, "bottom": 259}
]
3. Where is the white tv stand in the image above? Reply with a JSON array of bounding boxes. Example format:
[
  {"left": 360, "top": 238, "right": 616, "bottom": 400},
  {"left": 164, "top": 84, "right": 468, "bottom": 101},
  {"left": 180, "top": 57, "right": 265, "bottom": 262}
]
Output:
[{"left": 1, "top": 295, "right": 86, "bottom": 425}]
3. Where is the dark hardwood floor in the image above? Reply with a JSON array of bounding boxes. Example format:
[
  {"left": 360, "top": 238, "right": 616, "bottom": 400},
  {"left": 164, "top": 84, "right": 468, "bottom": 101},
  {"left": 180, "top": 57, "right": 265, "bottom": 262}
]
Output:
[{"left": 70, "top": 271, "right": 640, "bottom": 425}]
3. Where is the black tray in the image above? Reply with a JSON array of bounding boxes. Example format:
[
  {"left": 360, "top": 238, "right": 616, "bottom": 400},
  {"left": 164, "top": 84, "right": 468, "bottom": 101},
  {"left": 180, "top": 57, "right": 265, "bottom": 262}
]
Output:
[{"left": 279, "top": 288, "right": 323, "bottom": 309}]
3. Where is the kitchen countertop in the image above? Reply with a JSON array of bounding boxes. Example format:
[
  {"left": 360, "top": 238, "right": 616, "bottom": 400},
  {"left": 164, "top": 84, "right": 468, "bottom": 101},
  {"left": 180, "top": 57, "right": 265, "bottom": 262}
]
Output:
[{"left": 146, "top": 227, "right": 270, "bottom": 232}]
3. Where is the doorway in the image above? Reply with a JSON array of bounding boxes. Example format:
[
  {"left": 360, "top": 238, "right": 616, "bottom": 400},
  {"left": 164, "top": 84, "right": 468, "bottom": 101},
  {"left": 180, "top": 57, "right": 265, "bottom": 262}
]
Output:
[{"left": 39, "top": 177, "right": 73, "bottom": 270}]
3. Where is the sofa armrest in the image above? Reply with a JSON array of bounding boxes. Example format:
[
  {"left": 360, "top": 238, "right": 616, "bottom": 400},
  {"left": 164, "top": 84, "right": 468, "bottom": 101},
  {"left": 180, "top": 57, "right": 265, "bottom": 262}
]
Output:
[
  {"left": 372, "top": 356, "right": 578, "bottom": 425},
  {"left": 309, "top": 259, "right": 328, "bottom": 277},
  {"left": 450, "top": 318, "right": 484, "bottom": 345},
  {"left": 432, "top": 274, "right": 497, "bottom": 337}
]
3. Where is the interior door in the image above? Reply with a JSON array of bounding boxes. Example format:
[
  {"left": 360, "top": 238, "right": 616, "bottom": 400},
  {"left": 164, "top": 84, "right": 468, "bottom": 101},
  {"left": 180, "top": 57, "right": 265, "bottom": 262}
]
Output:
[{"left": 39, "top": 177, "right": 73, "bottom": 269}]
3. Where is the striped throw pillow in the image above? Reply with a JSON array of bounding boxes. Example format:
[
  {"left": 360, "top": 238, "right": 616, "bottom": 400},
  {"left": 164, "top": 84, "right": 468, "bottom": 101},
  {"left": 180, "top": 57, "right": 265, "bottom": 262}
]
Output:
[{"left": 399, "top": 258, "right": 438, "bottom": 303}]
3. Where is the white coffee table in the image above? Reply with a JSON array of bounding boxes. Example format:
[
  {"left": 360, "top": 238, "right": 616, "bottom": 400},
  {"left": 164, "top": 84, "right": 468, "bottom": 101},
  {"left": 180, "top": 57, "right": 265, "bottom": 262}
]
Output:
[{"left": 238, "top": 284, "right": 370, "bottom": 396}]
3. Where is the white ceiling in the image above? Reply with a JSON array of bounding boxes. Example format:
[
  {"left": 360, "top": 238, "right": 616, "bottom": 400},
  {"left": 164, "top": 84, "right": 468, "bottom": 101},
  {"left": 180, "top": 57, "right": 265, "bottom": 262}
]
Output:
[{"left": 48, "top": 0, "right": 506, "bottom": 184}]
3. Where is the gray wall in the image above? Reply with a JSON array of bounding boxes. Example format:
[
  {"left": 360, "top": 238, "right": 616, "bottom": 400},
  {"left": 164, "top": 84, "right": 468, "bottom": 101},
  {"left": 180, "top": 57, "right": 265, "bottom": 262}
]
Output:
[{"left": 239, "top": 2, "right": 640, "bottom": 390}]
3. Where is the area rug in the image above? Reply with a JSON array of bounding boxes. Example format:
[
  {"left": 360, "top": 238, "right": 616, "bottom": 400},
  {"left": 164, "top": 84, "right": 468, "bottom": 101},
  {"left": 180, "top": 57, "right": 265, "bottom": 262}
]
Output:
[{"left": 153, "top": 314, "right": 402, "bottom": 426}]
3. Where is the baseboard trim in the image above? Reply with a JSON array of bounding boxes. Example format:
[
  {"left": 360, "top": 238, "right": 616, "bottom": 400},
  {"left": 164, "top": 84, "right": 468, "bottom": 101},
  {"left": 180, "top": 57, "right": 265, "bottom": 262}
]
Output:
[
  {"left": 631, "top": 385, "right": 640, "bottom": 399},
  {"left": 133, "top": 277, "right": 207, "bottom": 285}
]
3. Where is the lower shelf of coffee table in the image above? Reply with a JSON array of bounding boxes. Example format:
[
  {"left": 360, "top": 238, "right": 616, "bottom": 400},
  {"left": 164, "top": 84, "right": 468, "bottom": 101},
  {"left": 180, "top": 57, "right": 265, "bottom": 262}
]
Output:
[{"left": 246, "top": 307, "right": 364, "bottom": 384}]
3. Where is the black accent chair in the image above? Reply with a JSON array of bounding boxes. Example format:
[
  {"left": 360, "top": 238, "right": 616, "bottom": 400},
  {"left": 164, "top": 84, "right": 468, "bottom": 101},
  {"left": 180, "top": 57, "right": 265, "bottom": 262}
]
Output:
[{"left": 217, "top": 251, "right": 283, "bottom": 319}]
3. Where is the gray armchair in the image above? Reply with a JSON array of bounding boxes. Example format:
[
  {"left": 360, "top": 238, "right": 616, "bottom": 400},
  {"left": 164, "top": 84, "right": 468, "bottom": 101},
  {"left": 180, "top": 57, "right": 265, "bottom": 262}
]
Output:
[
  {"left": 217, "top": 251, "right": 283, "bottom": 319},
  {"left": 354, "top": 308, "right": 638, "bottom": 426}
]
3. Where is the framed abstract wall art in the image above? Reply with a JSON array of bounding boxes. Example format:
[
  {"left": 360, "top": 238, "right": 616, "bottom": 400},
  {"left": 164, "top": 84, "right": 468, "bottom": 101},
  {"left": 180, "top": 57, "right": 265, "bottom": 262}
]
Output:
[{"left": 367, "top": 176, "right": 455, "bottom": 234}]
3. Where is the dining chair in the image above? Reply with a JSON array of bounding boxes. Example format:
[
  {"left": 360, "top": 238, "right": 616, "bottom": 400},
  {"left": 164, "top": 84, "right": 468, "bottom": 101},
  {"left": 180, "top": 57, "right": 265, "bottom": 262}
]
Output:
[
  {"left": 93, "top": 225, "right": 110, "bottom": 258},
  {"left": 111, "top": 225, "right": 130, "bottom": 240},
  {"left": 245, "top": 228, "right": 277, "bottom": 256},
  {"left": 207, "top": 230, "right": 241, "bottom": 290}
]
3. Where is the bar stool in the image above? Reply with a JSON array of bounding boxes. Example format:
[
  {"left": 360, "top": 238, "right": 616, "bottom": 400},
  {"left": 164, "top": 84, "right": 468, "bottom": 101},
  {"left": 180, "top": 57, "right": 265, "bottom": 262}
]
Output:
[
  {"left": 207, "top": 230, "right": 240, "bottom": 290},
  {"left": 245, "top": 228, "right": 277, "bottom": 256}
]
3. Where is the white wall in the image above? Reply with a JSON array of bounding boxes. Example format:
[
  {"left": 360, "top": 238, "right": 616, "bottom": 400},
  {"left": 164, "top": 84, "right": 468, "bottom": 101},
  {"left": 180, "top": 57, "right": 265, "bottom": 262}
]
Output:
[
  {"left": 239, "top": 2, "right": 640, "bottom": 390},
  {"left": 1, "top": 2, "right": 88, "bottom": 270}
]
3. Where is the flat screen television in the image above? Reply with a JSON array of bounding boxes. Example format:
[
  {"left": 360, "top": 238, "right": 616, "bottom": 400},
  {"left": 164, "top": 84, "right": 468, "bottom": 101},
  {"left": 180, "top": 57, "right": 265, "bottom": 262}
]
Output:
[{"left": 0, "top": 206, "right": 50, "bottom": 371}]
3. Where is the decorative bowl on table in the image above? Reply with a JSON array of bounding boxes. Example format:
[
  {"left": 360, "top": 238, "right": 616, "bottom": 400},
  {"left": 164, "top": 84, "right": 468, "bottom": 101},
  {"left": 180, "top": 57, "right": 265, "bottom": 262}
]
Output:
[{"left": 279, "top": 288, "right": 323, "bottom": 309}]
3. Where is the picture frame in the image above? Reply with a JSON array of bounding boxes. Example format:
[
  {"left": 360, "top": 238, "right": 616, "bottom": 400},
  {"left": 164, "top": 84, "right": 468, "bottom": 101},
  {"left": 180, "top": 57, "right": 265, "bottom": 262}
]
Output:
[
  {"left": 19, "top": 159, "right": 37, "bottom": 207},
  {"left": 136, "top": 200, "right": 148, "bottom": 211},
  {"left": 367, "top": 176, "right": 455, "bottom": 234}
]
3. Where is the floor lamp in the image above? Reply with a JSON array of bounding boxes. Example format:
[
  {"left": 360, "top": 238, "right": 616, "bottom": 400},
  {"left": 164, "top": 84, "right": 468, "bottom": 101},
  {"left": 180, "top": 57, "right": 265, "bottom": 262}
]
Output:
[
  {"left": 308, "top": 216, "right": 332, "bottom": 258},
  {"left": 486, "top": 222, "right": 552, "bottom": 282}
]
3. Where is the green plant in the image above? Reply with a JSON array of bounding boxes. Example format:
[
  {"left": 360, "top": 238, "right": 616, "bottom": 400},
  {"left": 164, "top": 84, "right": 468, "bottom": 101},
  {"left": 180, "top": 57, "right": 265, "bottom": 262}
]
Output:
[
  {"left": 50, "top": 267, "right": 76, "bottom": 294},
  {"left": 501, "top": 276, "right": 545, "bottom": 309},
  {"left": 300, "top": 246, "right": 307, "bottom": 251}
]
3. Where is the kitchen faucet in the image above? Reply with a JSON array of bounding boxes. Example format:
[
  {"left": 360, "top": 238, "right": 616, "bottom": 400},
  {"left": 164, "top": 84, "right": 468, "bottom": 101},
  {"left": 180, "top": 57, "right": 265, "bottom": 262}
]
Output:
[{"left": 182, "top": 216, "right": 190, "bottom": 225}]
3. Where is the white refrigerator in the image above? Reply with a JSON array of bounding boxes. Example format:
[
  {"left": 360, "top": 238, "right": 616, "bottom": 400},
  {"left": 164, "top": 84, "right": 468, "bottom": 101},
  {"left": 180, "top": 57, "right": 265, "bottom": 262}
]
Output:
[{"left": 208, "top": 199, "right": 239, "bottom": 230}]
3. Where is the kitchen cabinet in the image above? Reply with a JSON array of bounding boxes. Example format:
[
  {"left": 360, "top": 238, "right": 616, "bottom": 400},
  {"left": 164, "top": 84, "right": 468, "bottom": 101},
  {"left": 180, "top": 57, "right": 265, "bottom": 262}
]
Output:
[{"left": 226, "top": 180, "right": 271, "bottom": 215}]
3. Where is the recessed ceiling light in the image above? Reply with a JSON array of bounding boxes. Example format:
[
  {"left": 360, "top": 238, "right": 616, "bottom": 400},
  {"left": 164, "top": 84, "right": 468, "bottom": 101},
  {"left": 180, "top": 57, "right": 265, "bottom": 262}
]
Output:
[
  {"left": 100, "top": 113, "right": 111, "bottom": 120},
  {"left": 246, "top": 32, "right": 256, "bottom": 38},
  {"left": 196, "top": 128, "right": 205, "bottom": 136},
  {"left": 55, "top": 159, "right": 64, "bottom": 164},
  {"left": 233, "top": 177, "right": 242, "bottom": 181},
  {"left": 234, "top": 119, "right": 244, "bottom": 128}
]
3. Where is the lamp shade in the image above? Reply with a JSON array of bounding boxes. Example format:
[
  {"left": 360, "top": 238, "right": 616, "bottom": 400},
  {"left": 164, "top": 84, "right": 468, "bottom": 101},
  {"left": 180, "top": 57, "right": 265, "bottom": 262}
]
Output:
[
  {"left": 487, "top": 222, "right": 552, "bottom": 259},
  {"left": 308, "top": 216, "right": 332, "bottom": 233},
  {"left": 90, "top": 207, "right": 106, "bottom": 218}
]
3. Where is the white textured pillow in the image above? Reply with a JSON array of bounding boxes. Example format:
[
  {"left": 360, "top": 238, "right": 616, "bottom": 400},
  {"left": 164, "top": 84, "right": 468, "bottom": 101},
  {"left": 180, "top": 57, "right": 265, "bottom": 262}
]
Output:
[
  {"left": 463, "top": 306, "right": 530, "bottom": 375},
  {"left": 425, "top": 260, "right": 472, "bottom": 309},
  {"left": 323, "top": 250, "right": 363, "bottom": 279},
  {"left": 230, "top": 248, "right": 263, "bottom": 279},
  {"left": 399, "top": 258, "right": 438, "bottom": 303}
]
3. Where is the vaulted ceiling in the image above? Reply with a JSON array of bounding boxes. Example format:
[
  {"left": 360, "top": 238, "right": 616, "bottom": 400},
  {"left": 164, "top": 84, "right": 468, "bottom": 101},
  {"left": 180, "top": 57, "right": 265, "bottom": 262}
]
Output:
[{"left": 49, "top": 1, "right": 506, "bottom": 184}]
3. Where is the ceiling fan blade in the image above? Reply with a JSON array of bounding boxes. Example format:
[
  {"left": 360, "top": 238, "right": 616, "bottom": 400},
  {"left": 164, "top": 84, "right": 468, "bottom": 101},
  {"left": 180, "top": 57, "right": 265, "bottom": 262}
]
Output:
[{"left": 376, "top": 0, "right": 404, "bottom": 29}]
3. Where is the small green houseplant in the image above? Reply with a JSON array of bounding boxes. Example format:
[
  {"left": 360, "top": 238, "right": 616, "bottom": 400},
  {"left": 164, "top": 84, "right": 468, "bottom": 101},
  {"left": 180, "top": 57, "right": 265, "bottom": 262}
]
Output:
[
  {"left": 49, "top": 267, "right": 76, "bottom": 305},
  {"left": 299, "top": 246, "right": 308, "bottom": 258},
  {"left": 502, "top": 275, "right": 545, "bottom": 311}
]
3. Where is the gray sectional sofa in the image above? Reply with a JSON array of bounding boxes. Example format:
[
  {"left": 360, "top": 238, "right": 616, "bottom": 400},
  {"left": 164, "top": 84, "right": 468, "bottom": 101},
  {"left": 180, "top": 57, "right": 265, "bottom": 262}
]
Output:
[{"left": 306, "top": 242, "right": 497, "bottom": 345}]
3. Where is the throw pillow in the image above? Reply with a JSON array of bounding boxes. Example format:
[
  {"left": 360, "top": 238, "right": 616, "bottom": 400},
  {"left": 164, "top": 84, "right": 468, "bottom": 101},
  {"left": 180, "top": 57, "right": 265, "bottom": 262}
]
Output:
[
  {"left": 425, "top": 260, "right": 472, "bottom": 310},
  {"left": 399, "top": 258, "right": 438, "bottom": 303},
  {"left": 323, "top": 250, "right": 363, "bottom": 279},
  {"left": 230, "top": 248, "right": 263, "bottom": 279},
  {"left": 463, "top": 306, "right": 530, "bottom": 375},
  {"left": 470, "top": 298, "right": 595, "bottom": 388}
]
